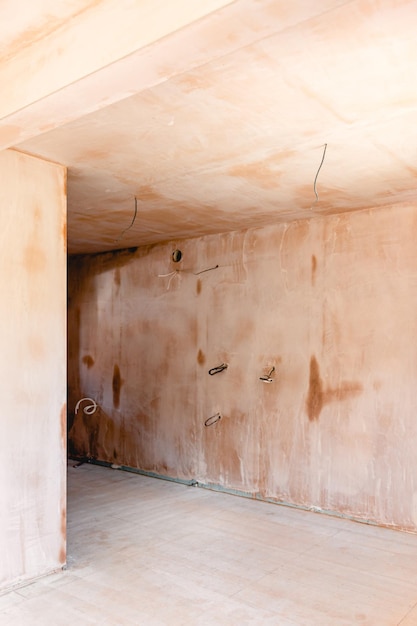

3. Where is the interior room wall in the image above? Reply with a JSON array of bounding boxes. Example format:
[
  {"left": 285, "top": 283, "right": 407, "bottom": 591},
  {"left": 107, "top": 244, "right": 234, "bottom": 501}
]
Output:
[
  {"left": 0, "top": 150, "right": 67, "bottom": 590},
  {"left": 68, "top": 202, "right": 417, "bottom": 531}
]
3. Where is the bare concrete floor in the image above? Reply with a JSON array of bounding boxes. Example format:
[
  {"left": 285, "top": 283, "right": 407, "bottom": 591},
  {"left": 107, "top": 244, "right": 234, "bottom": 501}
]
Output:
[{"left": 1, "top": 463, "right": 417, "bottom": 625}]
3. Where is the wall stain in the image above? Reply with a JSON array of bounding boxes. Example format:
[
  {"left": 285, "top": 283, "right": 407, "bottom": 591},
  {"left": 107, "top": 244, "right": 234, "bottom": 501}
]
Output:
[
  {"left": 114, "top": 267, "right": 121, "bottom": 287},
  {"left": 134, "top": 185, "right": 162, "bottom": 202},
  {"left": 196, "top": 278, "right": 202, "bottom": 295},
  {"left": 176, "top": 71, "right": 214, "bottom": 93},
  {"left": 306, "top": 356, "right": 362, "bottom": 421},
  {"left": 329, "top": 382, "right": 363, "bottom": 402},
  {"left": 197, "top": 349, "right": 206, "bottom": 365},
  {"left": 82, "top": 355, "right": 95, "bottom": 368},
  {"left": 58, "top": 545, "right": 66, "bottom": 565},
  {"left": 311, "top": 254, "right": 317, "bottom": 286},
  {"left": 112, "top": 364, "right": 123, "bottom": 408},
  {"left": 306, "top": 356, "right": 324, "bottom": 421},
  {"left": 4, "top": 0, "right": 102, "bottom": 62},
  {"left": 228, "top": 151, "right": 295, "bottom": 190}
]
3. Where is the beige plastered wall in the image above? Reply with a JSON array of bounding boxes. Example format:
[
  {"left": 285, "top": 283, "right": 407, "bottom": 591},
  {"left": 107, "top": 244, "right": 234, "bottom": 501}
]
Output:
[
  {"left": 68, "top": 202, "right": 417, "bottom": 531},
  {"left": 0, "top": 150, "right": 66, "bottom": 590}
]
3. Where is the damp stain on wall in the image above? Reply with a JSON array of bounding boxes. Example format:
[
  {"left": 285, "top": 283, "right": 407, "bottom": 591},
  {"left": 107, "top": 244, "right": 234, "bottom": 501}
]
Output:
[
  {"left": 306, "top": 356, "right": 323, "bottom": 421},
  {"left": 112, "top": 364, "right": 123, "bottom": 408},
  {"left": 82, "top": 354, "right": 95, "bottom": 368},
  {"left": 197, "top": 348, "right": 206, "bottom": 365},
  {"left": 311, "top": 254, "right": 317, "bottom": 285},
  {"left": 306, "top": 355, "right": 362, "bottom": 422}
]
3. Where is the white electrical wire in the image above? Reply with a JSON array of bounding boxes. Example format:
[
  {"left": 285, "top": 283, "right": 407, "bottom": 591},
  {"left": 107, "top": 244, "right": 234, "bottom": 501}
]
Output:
[
  {"left": 75, "top": 397, "right": 97, "bottom": 415},
  {"left": 158, "top": 270, "right": 180, "bottom": 290}
]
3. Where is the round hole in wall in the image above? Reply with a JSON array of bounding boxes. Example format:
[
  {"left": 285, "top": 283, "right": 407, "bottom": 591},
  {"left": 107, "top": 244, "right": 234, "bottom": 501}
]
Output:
[{"left": 172, "top": 249, "right": 182, "bottom": 263}]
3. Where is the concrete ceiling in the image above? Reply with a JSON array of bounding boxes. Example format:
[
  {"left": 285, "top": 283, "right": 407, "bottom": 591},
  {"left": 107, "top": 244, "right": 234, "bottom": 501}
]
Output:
[{"left": 6, "top": 0, "right": 417, "bottom": 254}]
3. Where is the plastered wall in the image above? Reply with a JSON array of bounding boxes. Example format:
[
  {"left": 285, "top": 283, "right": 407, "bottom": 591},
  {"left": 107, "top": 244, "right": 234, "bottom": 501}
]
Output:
[
  {"left": 68, "top": 202, "right": 417, "bottom": 531},
  {"left": 0, "top": 150, "right": 66, "bottom": 590}
]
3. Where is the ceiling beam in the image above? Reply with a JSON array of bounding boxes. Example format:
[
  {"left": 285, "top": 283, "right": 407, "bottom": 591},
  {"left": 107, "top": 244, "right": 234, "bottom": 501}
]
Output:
[
  {"left": 0, "top": 0, "right": 349, "bottom": 151},
  {"left": 0, "top": 0, "right": 235, "bottom": 148}
]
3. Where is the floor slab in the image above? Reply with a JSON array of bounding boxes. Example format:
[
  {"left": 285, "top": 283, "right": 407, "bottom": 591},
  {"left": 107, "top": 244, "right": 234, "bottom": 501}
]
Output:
[{"left": 1, "top": 463, "right": 417, "bottom": 625}]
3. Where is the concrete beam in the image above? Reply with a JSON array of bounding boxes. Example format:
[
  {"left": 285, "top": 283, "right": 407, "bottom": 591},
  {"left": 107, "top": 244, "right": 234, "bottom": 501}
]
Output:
[
  {"left": 0, "top": 0, "right": 348, "bottom": 151},
  {"left": 0, "top": 0, "right": 235, "bottom": 148}
]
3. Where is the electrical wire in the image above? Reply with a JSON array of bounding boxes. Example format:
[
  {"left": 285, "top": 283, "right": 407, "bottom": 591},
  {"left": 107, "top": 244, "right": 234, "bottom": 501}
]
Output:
[
  {"left": 208, "top": 363, "right": 228, "bottom": 376},
  {"left": 204, "top": 413, "right": 222, "bottom": 427},
  {"left": 157, "top": 264, "right": 219, "bottom": 285},
  {"left": 166, "top": 272, "right": 178, "bottom": 290},
  {"left": 114, "top": 196, "right": 138, "bottom": 243},
  {"left": 259, "top": 366, "right": 275, "bottom": 383},
  {"left": 158, "top": 270, "right": 180, "bottom": 290},
  {"left": 75, "top": 397, "right": 97, "bottom": 415},
  {"left": 193, "top": 264, "right": 219, "bottom": 275},
  {"left": 312, "top": 143, "right": 327, "bottom": 207}
]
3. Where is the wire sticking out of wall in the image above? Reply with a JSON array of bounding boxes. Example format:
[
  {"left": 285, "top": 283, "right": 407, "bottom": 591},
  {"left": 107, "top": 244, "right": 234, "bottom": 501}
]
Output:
[
  {"left": 158, "top": 270, "right": 180, "bottom": 290},
  {"left": 208, "top": 363, "right": 228, "bottom": 376},
  {"left": 311, "top": 143, "right": 327, "bottom": 209},
  {"left": 114, "top": 196, "right": 138, "bottom": 244},
  {"left": 157, "top": 263, "right": 219, "bottom": 289},
  {"left": 75, "top": 397, "right": 97, "bottom": 415},
  {"left": 259, "top": 367, "right": 275, "bottom": 384},
  {"left": 204, "top": 413, "right": 222, "bottom": 427},
  {"left": 193, "top": 264, "right": 219, "bottom": 275}
]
